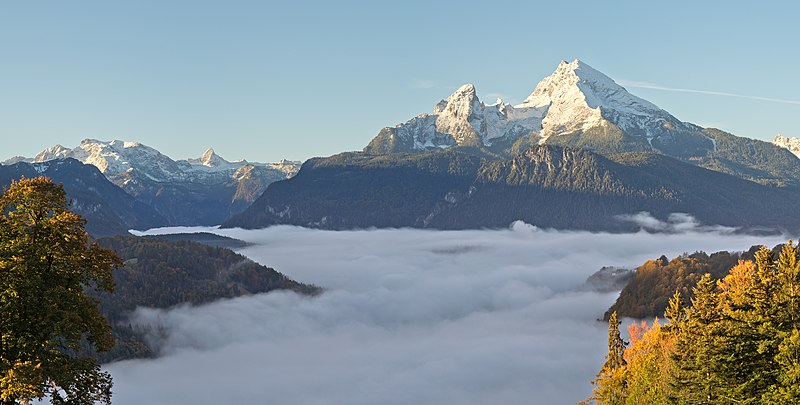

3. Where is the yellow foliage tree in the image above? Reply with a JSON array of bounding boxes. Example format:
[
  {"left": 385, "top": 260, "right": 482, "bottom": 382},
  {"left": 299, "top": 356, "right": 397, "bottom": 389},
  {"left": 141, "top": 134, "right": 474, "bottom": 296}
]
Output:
[{"left": 0, "top": 177, "right": 121, "bottom": 404}]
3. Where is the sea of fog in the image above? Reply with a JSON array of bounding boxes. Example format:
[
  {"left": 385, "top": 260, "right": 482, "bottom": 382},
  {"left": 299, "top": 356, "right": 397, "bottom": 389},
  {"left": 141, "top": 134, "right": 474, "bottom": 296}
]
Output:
[{"left": 107, "top": 220, "right": 787, "bottom": 405}]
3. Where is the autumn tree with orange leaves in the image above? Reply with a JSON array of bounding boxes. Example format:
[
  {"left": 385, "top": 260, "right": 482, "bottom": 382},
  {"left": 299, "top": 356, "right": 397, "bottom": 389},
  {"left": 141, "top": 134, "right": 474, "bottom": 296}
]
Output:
[{"left": 586, "top": 242, "right": 800, "bottom": 404}]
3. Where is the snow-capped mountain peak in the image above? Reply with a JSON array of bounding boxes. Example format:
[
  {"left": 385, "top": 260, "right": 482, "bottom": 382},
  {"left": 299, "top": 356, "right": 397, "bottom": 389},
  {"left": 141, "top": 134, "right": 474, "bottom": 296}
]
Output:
[
  {"left": 60, "top": 139, "right": 177, "bottom": 179},
  {"left": 365, "top": 82, "right": 544, "bottom": 153},
  {"left": 34, "top": 144, "right": 73, "bottom": 162},
  {"left": 432, "top": 83, "right": 485, "bottom": 145},
  {"left": 189, "top": 147, "right": 230, "bottom": 168},
  {"left": 365, "top": 59, "right": 713, "bottom": 158},
  {"left": 517, "top": 59, "right": 684, "bottom": 140},
  {"left": 773, "top": 134, "right": 800, "bottom": 158},
  {"left": 438, "top": 83, "right": 479, "bottom": 114},
  {"left": 201, "top": 147, "right": 218, "bottom": 163},
  {"left": 519, "top": 59, "right": 662, "bottom": 114},
  {"left": 1, "top": 139, "right": 303, "bottom": 227},
  {"left": 7, "top": 139, "right": 301, "bottom": 186}
]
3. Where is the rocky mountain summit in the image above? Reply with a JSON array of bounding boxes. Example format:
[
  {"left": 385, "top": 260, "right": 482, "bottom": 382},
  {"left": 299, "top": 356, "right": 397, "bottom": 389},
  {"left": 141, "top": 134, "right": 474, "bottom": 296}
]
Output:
[
  {"left": 365, "top": 60, "right": 715, "bottom": 159},
  {"left": 365, "top": 60, "right": 800, "bottom": 187},
  {"left": 773, "top": 134, "right": 800, "bottom": 158}
]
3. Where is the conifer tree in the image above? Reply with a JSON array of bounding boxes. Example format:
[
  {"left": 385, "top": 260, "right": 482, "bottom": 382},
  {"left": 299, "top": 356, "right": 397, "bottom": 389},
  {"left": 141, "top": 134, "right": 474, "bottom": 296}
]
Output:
[
  {"left": 663, "top": 290, "right": 684, "bottom": 332},
  {"left": 775, "top": 241, "right": 800, "bottom": 328},
  {"left": 604, "top": 312, "right": 627, "bottom": 371},
  {"left": 759, "top": 242, "right": 800, "bottom": 401},
  {"left": 589, "top": 243, "right": 800, "bottom": 404},
  {"left": 715, "top": 260, "right": 766, "bottom": 402},
  {"left": 591, "top": 311, "right": 627, "bottom": 404},
  {"left": 668, "top": 274, "right": 724, "bottom": 403}
]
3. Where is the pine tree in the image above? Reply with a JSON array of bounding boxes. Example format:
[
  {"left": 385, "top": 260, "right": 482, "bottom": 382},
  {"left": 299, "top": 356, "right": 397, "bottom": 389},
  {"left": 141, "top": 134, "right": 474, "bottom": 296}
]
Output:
[
  {"left": 663, "top": 290, "right": 684, "bottom": 332},
  {"left": 762, "top": 328, "right": 800, "bottom": 402},
  {"left": 714, "top": 260, "right": 766, "bottom": 402},
  {"left": 605, "top": 312, "right": 627, "bottom": 371},
  {"left": 591, "top": 311, "right": 628, "bottom": 404},
  {"left": 759, "top": 242, "right": 800, "bottom": 401},
  {"left": 775, "top": 241, "right": 800, "bottom": 329},
  {"left": 746, "top": 246, "right": 781, "bottom": 397},
  {"left": 668, "top": 274, "right": 724, "bottom": 403}
]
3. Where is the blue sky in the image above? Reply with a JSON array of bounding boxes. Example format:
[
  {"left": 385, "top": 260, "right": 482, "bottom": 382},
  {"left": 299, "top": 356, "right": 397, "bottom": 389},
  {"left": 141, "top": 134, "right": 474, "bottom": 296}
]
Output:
[{"left": 1, "top": 1, "right": 798, "bottom": 162}]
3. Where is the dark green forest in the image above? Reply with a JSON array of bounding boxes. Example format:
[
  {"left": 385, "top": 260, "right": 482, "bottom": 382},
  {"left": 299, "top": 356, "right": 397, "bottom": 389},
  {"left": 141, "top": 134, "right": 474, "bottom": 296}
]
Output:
[
  {"left": 90, "top": 236, "right": 320, "bottom": 362},
  {"left": 226, "top": 145, "right": 800, "bottom": 233}
]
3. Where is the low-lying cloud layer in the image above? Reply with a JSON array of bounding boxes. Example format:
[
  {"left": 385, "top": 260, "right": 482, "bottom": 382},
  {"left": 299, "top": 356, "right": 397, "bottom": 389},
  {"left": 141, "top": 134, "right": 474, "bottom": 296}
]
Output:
[{"left": 111, "top": 224, "right": 787, "bottom": 404}]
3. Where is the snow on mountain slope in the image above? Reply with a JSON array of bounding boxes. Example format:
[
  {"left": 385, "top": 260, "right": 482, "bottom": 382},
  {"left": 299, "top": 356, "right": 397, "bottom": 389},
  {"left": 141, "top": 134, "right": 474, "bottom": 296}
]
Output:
[
  {"left": 186, "top": 147, "right": 231, "bottom": 170},
  {"left": 364, "top": 84, "right": 545, "bottom": 154},
  {"left": 520, "top": 60, "right": 662, "bottom": 114},
  {"left": 518, "top": 60, "right": 695, "bottom": 143},
  {"left": 1, "top": 139, "right": 302, "bottom": 226},
  {"left": 4, "top": 139, "right": 300, "bottom": 202},
  {"left": 366, "top": 59, "right": 714, "bottom": 158},
  {"left": 4, "top": 139, "right": 300, "bottom": 185},
  {"left": 267, "top": 159, "right": 303, "bottom": 177},
  {"left": 773, "top": 134, "right": 800, "bottom": 158},
  {"left": 62, "top": 139, "right": 181, "bottom": 182}
]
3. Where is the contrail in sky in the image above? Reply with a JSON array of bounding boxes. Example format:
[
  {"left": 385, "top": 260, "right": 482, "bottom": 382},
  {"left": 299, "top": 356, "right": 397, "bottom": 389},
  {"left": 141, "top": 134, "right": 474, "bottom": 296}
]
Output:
[{"left": 619, "top": 80, "right": 800, "bottom": 106}]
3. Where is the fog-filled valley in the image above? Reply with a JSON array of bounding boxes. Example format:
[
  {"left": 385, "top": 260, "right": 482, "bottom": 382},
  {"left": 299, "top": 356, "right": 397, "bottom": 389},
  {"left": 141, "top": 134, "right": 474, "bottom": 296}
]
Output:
[
  {"left": 6, "top": 3, "right": 800, "bottom": 404},
  {"left": 94, "top": 223, "right": 788, "bottom": 405}
]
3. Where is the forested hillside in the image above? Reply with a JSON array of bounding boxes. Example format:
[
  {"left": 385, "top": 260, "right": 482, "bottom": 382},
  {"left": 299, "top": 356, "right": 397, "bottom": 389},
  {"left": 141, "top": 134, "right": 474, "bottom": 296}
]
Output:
[
  {"left": 698, "top": 128, "right": 800, "bottom": 186},
  {"left": 605, "top": 245, "right": 768, "bottom": 319},
  {"left": 91, "top": 236, "right": 320, "bottom": 362},
  {"left": 224, "top": 148, "right": 486, "bottom": 229},
  {"left": 225, "top": 145, "right": 800, "bottom": 233}
]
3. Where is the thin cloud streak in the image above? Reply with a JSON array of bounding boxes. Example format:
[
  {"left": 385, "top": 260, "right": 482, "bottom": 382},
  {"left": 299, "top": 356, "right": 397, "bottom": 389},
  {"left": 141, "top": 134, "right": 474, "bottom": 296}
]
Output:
[
  {"left": 619, "top": 80, "right": 800, "bottom": 105},
  {"left": 410, "top": 79, "right": 439, "bottom": 89}
]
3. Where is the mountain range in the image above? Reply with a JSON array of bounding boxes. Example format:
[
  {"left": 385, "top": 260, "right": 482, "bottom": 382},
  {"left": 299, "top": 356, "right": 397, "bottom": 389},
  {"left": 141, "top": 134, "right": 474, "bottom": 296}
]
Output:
[
  {"left": 1, "top": 139, "right": 300, "bottom": 235},
  {"left": 5, "top": 59, "right": 800, "bottom": 235},
  {"left": 366, "top": 60, "right": 716, "bottom": 160},
  {"left": 367, "top": 60, "right": 800, "bottom": 186},
  {"left": 0, "top": 158, "right": 166, "bottom": 236},
  {"left": 226, "top": 60, "right": 800, "bottom": 233}
]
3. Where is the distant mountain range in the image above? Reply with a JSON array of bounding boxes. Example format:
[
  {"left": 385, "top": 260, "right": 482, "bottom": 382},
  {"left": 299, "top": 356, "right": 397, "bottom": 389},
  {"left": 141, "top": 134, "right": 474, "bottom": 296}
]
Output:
[
  {"left": 2, "top": 139, "right": 300, "bottom": 234},
  {"left": 0, "top": 158, "right": 166, "bottom": 236},
  {"left": 5, "top": 60, "right": 800, "bottom": 235}
]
